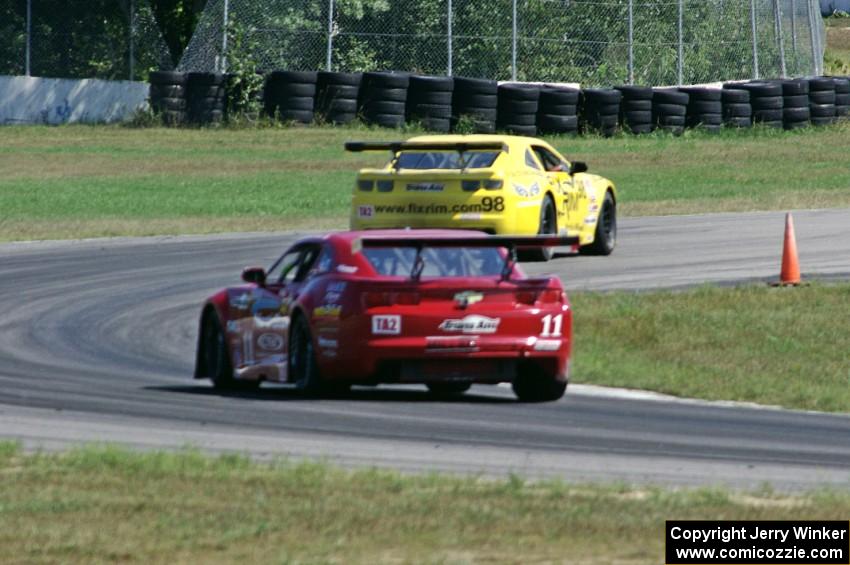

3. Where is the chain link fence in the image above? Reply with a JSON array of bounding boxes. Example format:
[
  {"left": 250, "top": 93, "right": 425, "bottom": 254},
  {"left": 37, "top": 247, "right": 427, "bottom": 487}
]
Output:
[
  {"left": 0, "top": 0, "right": 173, "bottom": 80},
  {"left": 179, "top": 0, "right": 825, "bottom": 86}
]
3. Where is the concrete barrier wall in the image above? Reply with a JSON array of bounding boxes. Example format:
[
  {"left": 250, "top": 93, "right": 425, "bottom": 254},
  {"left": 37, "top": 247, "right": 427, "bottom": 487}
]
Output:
[{"left": 0, "top": 75, "right": 148, "bottom": 125}]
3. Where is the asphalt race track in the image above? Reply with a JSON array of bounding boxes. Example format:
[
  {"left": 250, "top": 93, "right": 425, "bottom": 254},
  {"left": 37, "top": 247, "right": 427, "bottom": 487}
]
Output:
[{"left": 1, "top": 208, "right": 850, "bottom": 490}]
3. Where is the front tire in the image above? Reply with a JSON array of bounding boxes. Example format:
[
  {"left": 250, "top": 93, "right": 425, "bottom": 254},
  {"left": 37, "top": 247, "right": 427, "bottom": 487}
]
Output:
[
  {"left": 200, "top": 312, "right": 258, "bottom": 390},
  {"left": 512, "top": 362, "right": 566, "bottom": 402},
  {"left": 584, "top": 191, "right": 617, "bottom": 255}
]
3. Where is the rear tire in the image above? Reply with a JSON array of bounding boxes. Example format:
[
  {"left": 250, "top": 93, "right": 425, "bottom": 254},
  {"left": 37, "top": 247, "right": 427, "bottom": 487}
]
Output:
[
  {"left": 426, "top": 382, "right": 471, "bottom": 397},
  {"left": 584, "top": 191, "right": 617, "bottom": 256},
  {"left": 512, "top": 363, "right": 566, "bottom": 402},
  {"left": 290, "top": 315, "right": 325, "bottom": 396},
  {"left": 520, "top": 196, "right": 557, "bottom": 262}
]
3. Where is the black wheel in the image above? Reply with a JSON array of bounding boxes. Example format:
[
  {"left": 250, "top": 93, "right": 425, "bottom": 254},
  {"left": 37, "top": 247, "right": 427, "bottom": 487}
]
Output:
[
  {"left": 521, "top": 196, "right": 557, "bottom": 262},
  {"left": 426, "top": 382, "right": 471, "bottom": 397},
  {"left": 290, "top": 315, "right": 325, "bottom": 395},
  {"left": 200, "top": 312, "right": 257, "bottom": 390},
  {"left": 584, "top": 191, "right": 617, "bottom": 256},
  {"left": 512, "top": 362, "right": 566, "bottom": 402}
]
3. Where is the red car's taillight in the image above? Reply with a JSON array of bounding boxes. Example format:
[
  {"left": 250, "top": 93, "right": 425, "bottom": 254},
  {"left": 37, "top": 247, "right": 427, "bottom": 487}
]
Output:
[
  {"left": 362, "top": 291, "right": 420, "bottom": 308},
  {"left": 515, "top": 289, "right": 565, "bottom": 305}
]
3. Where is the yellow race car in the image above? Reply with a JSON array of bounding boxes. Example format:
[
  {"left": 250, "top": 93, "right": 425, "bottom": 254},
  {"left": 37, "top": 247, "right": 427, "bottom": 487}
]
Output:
[{"left": 346, "top": 134, "right": 617, "bottom": 260}]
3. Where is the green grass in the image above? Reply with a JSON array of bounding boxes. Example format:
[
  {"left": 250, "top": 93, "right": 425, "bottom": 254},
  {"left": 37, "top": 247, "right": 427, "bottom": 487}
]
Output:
[
  {"left": 571, "top": 282, "right": 850, "bottom": 412},
  {"left": 2, "top": 122, "right": 850, "bottom": 241},
  {"left": 1, "top": 442, "right": 848, "bottom": 564}
]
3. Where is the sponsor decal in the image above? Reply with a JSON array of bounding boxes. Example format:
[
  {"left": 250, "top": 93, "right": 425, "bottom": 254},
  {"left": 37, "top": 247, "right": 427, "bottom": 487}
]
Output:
[
  {"left": 439, "top": 315, "right": 500, "bottom": 334},
  {"left": 257, "top": 332, "right": 284, "bottom": 351},
  {"left": 458, "top": 212, "right": 481, "bottom": 220},
  {"left": 589, "top": 204, "right": 599, "bottom": 213},
  {"left": 226, "top": 320, "right": 239, "bottom": 332},
  {"left": 372, "top": 314, "right": 401, "bottom": 335},
  {"left": 327, "top": 281, "right": 347, "bottom": 293},
  {"left": 254, "top": 314, "right": 288, "bottom": 330},
  {"left": 324, "top": 292, "right": 342, "bottom": 303},
  {"left": 337, "top": 264, "right": 358, "bottom": 274},
  {"left": 533, "top": 339, "right": 561, "bottom": 352},
  {"left": 584, "top": 215, "right": 596, "bottom": 225},
  {"left": 512, "top": 181, "right": 540, "bottom": 197},
  {"left": 454, "top": 291, "right": 484, "bottom": 308},
  {"left": 317, "top": 336, "right": 338, "bottom": 349},
  {"left": 313, "top": 304, "right": 342, "bottom": 318},
  {"left": 357, "top": 205, "right": 375, "bottom": 218},
  {"left": 231, "top": 292, "right": 251, "bottom": 310},
  {"left": 582, "top": 178, "right": 594, "bottom": 193},
  {"left": 406, "top": 182, "right": 444, "bottom": 192}
]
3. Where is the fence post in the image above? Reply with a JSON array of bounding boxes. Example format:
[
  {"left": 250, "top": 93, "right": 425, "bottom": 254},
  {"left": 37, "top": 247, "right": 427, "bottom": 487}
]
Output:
[
  {"left": 326, "top": 0, "right": 334, "bottom": 71},
  {"left": 629, "top": 0, "right": 635, "bottom": 84},
  {"left": 750, "top": 0, "right": 759, "bottom": 79},
  {"left": 806, "top": 0, "right": 818, "bottom": 75},
  {"left": 511, "top": 0, "right": 517, "bottom": 81},
  {"left": 791, "top": 0, "right": 797, "bottom": 57},
  {"left": 447, "top": 0, "right": 453, "bottom": 75},
  {"left": 677, "top": 0, "right": 683, "bottom": 85},
  {"left": 129, "top": 0, "right": 135, "bottom": 80},
  {"left": 221, "top": 0, "right": 229, "bottom": 73},
  {"left": 773, "top": 0, "right": 786, "bottom": 77},
  {"left": 25, "top": 0, "right": 31, "bottom": 76}
]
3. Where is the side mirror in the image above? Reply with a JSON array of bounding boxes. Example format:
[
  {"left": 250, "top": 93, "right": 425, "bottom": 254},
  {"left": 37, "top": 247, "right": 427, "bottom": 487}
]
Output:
[
  {"left": 241, "top": 267, "right": 267, "bottom": 286},
  {"left": 570, "top": 161, "right": 588, "bottom": 174}
]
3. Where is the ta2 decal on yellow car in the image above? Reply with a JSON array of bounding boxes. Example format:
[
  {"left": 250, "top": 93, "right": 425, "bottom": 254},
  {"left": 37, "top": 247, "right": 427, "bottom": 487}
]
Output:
[
  {"left": 357, "top": 205, "right": 375, "bottom": 218},
  {"left": 372, "top": 315, "right": 401, "bottom": 335},
  {"left": 439, "top": 315, "right": 500, "bottom": 334}
]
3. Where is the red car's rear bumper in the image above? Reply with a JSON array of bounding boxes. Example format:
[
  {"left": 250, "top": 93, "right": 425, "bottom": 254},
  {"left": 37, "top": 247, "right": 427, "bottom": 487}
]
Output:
[{"left": 318, "top": 335, "right": 569, "bottom": 385}]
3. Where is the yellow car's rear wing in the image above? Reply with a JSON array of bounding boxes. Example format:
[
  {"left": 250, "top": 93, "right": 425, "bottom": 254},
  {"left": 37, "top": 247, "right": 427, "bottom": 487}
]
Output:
[{"left": 344, "top": 141, "right": 509, "bottom": 154}]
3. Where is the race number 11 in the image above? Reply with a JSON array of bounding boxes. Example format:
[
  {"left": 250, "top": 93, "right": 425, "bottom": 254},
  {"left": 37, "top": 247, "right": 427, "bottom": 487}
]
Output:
[{"left": 541, "top": 314, "right": 563, "bottom": 337}]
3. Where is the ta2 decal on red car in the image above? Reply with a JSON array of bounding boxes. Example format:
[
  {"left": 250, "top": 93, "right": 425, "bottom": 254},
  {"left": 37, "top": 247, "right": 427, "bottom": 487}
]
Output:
[{"left": 372, "top": 315, "right": 401, "bottom": 335}]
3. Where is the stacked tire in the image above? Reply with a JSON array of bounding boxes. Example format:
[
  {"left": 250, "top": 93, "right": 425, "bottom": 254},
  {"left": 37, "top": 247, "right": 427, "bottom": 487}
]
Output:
[
  {"left": 615, "top": 85, "right": 653, "bottom": 135},
  {"left": 497, "top": 84, "right": 540, "bottom": 136},
  {"left": 315, "top": 72, "right": 361, "bottom": 125},
  {"left": 264, "top": 71, "right": 317, "bottom": 124},
  {"left": 186, "top": 72, "right": 226, "bottom": 125},
  {"left": 732, "top": 82, "right": 783, "bottom": 127},
  {"left": 679, "top": 87, "right": 722, "bottom": 133},
  {"left": 780, "top": 79, "right": 810, "bottom": 130},
  {"left": 359, "top": 72, "right": 410, "bottom": 128},
  {"left": 721, "top": 87, "right": 752, "bottom": 128},
  {"left": 149, "top": 71, "right": 187, "bottom": 126},
  {"left": 536, "top": 86, "right": 579, "bottom": 135},
  {"left": 833, "top": 77, "right": 850, "bottom": 118},
  {"left": 652, "top": 88, "right": 688, "bottom": 135},
  {"left": 406, "top": 75, "right": 454, "bottom": 132},
  {"left": 579, "top": 88, "right": 621, "bottom": 137},
  {"left": 808, "top": 76, "right": 837, "bottom": 126},
  {"left": 451, "top": 77, "right": 498, "bottom": 133}
]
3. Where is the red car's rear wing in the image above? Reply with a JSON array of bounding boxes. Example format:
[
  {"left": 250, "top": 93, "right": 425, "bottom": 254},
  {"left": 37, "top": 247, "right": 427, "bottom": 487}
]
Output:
[
  {"left": 344, "top": 141, "right": 509, "bottom": 154},
  {"left": 357, "top": 235, "right": 579, "bottom": 281}
]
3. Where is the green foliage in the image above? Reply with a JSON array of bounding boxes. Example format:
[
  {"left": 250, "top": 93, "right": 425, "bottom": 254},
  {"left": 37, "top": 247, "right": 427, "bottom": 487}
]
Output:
[{"left": 224, "top": 20, "right": 265, "bottom": 122}]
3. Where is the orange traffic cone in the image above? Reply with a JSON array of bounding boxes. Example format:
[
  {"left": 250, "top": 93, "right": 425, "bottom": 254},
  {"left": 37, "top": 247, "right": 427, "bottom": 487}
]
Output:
[{"left": 777, "top": 212, "right": 801, "bottom": 286}]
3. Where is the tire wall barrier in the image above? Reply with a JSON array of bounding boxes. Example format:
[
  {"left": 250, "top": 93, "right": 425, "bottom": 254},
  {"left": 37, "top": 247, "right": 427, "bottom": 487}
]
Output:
[{"left": 147, "top": 70, "right": 850, "bottom": 135}]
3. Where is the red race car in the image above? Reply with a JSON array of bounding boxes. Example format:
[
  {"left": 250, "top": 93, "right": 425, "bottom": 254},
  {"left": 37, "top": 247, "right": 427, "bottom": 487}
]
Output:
[{"left": 195, "top": 230, "right": 575, "bottom": 402}]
